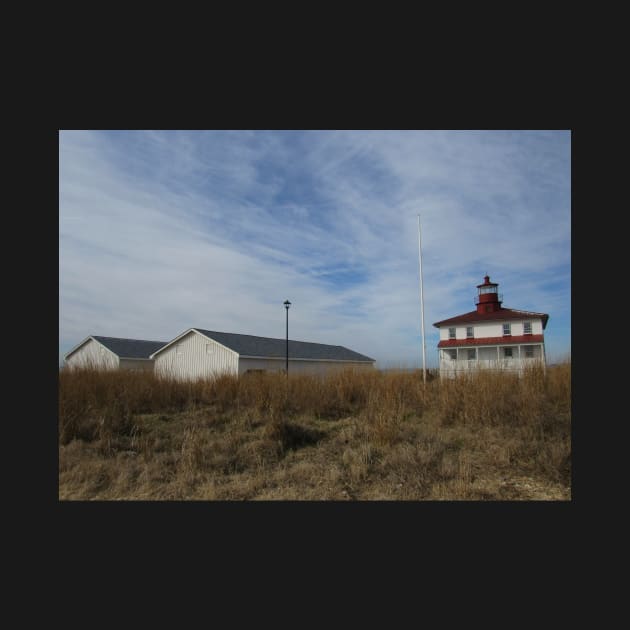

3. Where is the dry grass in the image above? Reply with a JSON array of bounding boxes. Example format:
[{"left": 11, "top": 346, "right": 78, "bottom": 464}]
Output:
[{"left": 58, "top": 362, "right": 571, "bottom": 500}]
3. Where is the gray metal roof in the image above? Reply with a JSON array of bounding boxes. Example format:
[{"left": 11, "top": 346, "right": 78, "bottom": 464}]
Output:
[
  {"left": 194, "top": 329, "right": 375, "bottom": 362},
  {"left": 92, "top": 336, "right": 167, "bottom": 359}
]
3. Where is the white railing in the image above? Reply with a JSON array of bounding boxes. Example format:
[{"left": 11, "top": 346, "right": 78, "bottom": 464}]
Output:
[{"left": 439, "top": 357, "right": 544, "bottom": 377}]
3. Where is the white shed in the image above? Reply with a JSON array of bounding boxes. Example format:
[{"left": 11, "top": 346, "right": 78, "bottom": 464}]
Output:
[
  {"left": 150, "top": 328, "right": 375, "bottom": 380},
  {"left": 64, "top": 336, "right": 167, "bottom": 371}
]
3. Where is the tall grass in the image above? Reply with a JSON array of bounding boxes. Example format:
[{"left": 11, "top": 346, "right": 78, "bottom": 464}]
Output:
[{"left": 59, "top": 362, "right": 571, "bottom": 500}]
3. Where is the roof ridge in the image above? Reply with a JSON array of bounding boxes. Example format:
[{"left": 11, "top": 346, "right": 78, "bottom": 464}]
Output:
[
  {"left": 93, "top": 335, "right": 167, "bottom": 343},
  {"left": 196, "top": 328, "right": 344, "bottom": 347}
]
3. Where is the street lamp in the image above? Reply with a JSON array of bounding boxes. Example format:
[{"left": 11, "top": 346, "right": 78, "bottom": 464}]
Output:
[{"left": 284, "top": 300, "right": 291, "bottom": 375}]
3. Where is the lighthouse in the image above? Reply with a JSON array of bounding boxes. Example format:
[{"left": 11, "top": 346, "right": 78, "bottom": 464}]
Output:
[
  {"left": 475, "top": 275, "right": 502, "bottom": 313},
  {"left": 433, "top": 275, "right": 549, "bottom": 378}
]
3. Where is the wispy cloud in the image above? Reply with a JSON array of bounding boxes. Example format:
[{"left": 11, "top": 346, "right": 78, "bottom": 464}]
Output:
[{"left": 59, "top": 130, "right": 571, "bottom": 367}]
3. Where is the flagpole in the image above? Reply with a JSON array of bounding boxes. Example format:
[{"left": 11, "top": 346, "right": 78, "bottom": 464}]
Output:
[{"left": 418, "top": 215, "right": 427, "bottom": 385}]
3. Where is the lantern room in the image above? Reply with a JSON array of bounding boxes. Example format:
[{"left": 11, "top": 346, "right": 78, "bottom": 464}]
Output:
[{"left": 475, "top": 275, "right": 503, "bottom": 314}]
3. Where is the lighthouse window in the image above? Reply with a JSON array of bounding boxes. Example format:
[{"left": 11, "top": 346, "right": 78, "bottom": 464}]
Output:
[
  {"left": 446, "top": 350, "right": 457, "bottom": 360},
  {"left": 467, "top": 349, "right": 476, "bottom": 360},
  {"left": 524, "top": 346, "right": 534, "bottom": 358},
  {"left": 503, "top": 323, "right": 511, "bottom": 336},
  {"left": 466, "top": 326, "right": 474, "bottom": 338},
  {"left": 523, "top": 322, "right": 532, "bottom": 335},
  {"left": 448, "top": 327, "right": 456, "bottom": 339},
  {"left": 503, "top": 347, "right": 513, "bottom": 358}
]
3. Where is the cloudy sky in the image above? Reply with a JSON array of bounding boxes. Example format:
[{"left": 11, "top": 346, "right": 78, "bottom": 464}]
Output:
[{"left": 59, "top": 130, "right": 571, "bottom": 368}]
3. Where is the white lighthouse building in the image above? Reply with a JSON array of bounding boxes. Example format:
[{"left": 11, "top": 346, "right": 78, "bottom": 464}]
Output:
[{"left": 433, "top": 275, "right": 549, "bottom": 378}]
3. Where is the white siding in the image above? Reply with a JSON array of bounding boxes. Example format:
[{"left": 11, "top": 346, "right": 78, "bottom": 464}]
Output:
[
  {"left": 153, "top": 330, "right": 238, "bottom": 380},
  {"left": 440, "top": 327, "right": 455, "bottom": 341},
  {"left": 439, "top": 322, "right": 504, "bottom": 340},
  {"left": 438, "top": 318, "right": 544, "bottom": 340},
  {"left": 119, "top": 358, "right": 155, "bottom": 372},
  {"left": 521, "top": 344, "right": 543, "bottom": 360},
  {"left": 470, "top": 321, "right": 504, "bottom": 338},
  {"left": 65, "top": 338, "right": 119, "bottom": 370},
  {"left": 239, "top": 357, "right": 374, "bottom": 376},
  {"left": 478, "top": 347, "right": 497, "bottom": 361}
]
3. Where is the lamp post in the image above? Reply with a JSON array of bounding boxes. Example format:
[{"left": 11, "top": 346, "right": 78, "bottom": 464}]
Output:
[{"left": 284, "top": 300, "right": 291, "bottom": 375}]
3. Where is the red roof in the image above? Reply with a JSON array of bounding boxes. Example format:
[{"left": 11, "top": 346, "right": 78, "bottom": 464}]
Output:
[
  {"left": 438, "top": 334, "right": 544, "bottom": 348},
  {"left": 433, "top": 307, "right": 549, "bottom": 329}
]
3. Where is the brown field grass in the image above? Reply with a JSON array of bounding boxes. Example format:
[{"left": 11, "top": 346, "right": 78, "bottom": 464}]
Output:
[{"left": 58, "top": 362, "right": 571, "bottom": 500}]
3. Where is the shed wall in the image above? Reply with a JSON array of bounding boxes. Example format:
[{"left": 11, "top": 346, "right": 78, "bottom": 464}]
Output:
[
  {"left": 154, "top": 331, "right": 238, "bottom": 380},
  {"left": 239, "top": 357, "right": 374, "bottom": 376},
  {"left": 65, "top": 338, "right": 119, "bottom": 370},
  {"left": 119, "top": 358, "right": 155, "bottom": 372}
]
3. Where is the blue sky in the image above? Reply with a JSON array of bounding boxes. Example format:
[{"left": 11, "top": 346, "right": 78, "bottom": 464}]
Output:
[{"left": 59, "top": 130, "right": 571, "bottom": 368}]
